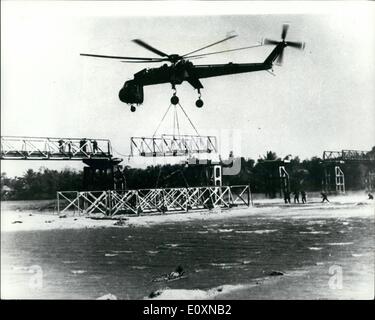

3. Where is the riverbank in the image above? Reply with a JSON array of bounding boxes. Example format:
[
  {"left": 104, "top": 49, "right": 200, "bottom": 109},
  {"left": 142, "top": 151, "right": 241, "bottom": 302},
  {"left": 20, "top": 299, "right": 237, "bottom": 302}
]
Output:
[{"left": 1, "top": 193, "right": 374, "bottom": 232}]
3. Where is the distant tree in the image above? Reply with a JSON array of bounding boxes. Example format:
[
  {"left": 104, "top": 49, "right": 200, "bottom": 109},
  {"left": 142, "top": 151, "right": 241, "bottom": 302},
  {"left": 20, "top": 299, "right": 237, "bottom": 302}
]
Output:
[
  {"left": 261, "top": 151, "right": 280, "bottom": 162},
  {"left": 1, "top": 167, "right": 83, "bottom": 200}
]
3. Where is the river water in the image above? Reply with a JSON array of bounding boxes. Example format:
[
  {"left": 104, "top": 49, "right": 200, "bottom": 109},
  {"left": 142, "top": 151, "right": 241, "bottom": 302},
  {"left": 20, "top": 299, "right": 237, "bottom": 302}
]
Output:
[{"left": 1, "top": 205, "right": 374, "bottom": 299}]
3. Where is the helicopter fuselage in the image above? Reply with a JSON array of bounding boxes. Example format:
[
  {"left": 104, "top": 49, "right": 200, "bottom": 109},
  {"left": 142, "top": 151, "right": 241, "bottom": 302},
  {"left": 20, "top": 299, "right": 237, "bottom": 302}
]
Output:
[{"left": 118, "top": 59, "right": 271, "bottom": 105}]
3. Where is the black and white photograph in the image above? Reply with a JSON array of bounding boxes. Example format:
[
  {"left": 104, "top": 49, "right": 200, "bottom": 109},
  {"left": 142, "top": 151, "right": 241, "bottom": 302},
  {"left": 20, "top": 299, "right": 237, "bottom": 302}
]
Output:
[{"left": 1, "top": 1, "right": 374, "bottom": 302}]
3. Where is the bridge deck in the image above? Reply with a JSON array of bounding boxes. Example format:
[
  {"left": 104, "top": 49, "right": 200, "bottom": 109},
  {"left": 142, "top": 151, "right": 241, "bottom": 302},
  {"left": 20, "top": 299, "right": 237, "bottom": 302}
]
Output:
[
  {"left": 1, "top": 136, "right": 113, "bottom": 160},
  {"left": 130, "top": 134, "right": 217, "bottom": 157}
]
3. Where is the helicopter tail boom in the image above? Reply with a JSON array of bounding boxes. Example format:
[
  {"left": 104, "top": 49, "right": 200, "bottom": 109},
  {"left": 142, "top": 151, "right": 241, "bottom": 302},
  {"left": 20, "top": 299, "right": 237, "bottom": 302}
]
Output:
[{"left": 263, "top": 42, "right": 285, "bottom": 67}]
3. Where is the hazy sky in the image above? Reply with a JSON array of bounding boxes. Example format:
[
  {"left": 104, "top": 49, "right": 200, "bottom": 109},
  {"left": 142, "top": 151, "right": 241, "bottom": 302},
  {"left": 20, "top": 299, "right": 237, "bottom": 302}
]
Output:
[{"left": 1, "top": 1, "right": 375, "bottom": 177}]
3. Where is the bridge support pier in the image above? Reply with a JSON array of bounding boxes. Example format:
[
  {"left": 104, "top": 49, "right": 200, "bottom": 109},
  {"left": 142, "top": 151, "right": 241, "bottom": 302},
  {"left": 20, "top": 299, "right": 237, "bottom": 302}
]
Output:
[
  {"left": 322, "top": 165, "right": 345, "bottom": 194},
  {"left": 82, "top": 158, "right": 122, "bottom": 191},
  {"left": 365, "top": 171, "right": 375, "bottom": 192},
  {"left": 279, "top": 166, "right": 290, "bottom": 197},
  {"left": 335, "top": 166, "right": 345, "bottom": 193}
]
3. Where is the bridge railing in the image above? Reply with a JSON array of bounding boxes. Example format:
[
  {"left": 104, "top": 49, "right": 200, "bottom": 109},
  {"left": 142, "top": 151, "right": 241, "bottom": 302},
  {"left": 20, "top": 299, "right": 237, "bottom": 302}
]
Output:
[
  {"left": 130, "top": 134, "right": 217, "bottom": 157},
  {"left": 1, "top": 136, "right": 112, "bottom": 160},
  {"left": 56, "top": 185, "right": 251, "bottom": 216}
]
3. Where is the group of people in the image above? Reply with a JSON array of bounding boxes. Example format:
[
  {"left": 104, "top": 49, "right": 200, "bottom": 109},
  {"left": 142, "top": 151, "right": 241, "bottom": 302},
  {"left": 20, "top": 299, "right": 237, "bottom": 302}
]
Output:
[
  {"left": 57, "top": 139, "right": 99, "bottom": 154},
  {"left": 78, "top": 138, "right": 98, "bottom": 154},
  {"left": 283, "top": 191, "right": 331, "bottom": 204},
  {"left": 283, "top": 191, "right": 375, "bottom": 203},
  {"left": 283, "top": 190, "right": 307, "bottom": 204}
]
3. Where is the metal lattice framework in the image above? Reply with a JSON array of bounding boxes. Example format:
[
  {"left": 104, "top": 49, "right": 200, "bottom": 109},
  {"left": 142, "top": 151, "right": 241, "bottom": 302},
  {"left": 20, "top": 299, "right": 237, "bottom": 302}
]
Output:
[
  {"left": 279, "top": 166, "right": 290, "bottom": 193},
  {"left": 323, "top": 150, "right": 374, "bottom": 162},
  {"left": 1, "top": 136, "right": 113, "bottom": 160},
  {"left": 57, "top": 185, "right": 251, "bottom": 216},
  {"left": 335, "top": 166, "right": 345, "bottom": 193},
  {"left": 322, "top": 149, "right": 374, "bottom": 193},
  {"left": 130, "top": 134, "right": 217, "bottom": 157}
]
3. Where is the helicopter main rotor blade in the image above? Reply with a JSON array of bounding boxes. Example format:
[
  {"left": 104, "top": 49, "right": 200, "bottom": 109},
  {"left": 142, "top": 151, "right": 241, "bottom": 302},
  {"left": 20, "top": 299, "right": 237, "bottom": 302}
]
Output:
[
  {"left": 132, "top": 39, "right": 169, "bottom": 57},
  {"left": 281, "top": 23, "right": 289, "bottom": 41},
  {"left": 182, "top": 33, "right": 238, "bottom": 57},
  {"left": 184, "top": 44, "right": 262, "bottom": 59},
  {"left": 120, "top": 56, "right": 204, "bottom": 63},
  {"left": 80, "top": 53, "right": 163, "bottom": 61},
  {"left": 263, "top": 39, "right": 279, "bottom": 46},
  {"left": 121, "top": 59, "right": 167, "bottom": 63},
  {"left": 287, "top": 41, "right": 305, "bottom": 50}
]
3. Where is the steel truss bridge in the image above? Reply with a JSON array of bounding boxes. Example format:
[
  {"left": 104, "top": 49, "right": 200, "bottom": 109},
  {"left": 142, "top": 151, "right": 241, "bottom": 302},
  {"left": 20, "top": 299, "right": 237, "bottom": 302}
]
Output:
[
  {"left": 57, "top": 185, "right": 251, "bottom": 216},
  {"left": 1, "top": 135, "right": 122, "bottom": 190},
  {"left": 323, "top": 150, "right": 375, "bottom": 162},
  {"left": 1, "top": 136, "right": 113, "bottom": 160},
  {"left": 130, "top": 134, "right": 217, "bottom": 157},
  {"left": 322, "top": 149, "right": 375, "bottom": 193}
]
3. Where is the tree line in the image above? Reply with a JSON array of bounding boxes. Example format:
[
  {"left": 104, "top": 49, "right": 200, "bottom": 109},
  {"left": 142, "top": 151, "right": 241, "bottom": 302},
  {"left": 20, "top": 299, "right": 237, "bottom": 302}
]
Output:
[{"left": 1, "top": 148, "right": 374, "bottom": 200}]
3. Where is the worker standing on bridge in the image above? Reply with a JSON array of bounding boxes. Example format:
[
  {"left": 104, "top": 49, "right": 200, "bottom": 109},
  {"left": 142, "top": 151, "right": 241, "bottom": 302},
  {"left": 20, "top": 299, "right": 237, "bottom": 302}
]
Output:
[
  {"left": 80, "top": 138, "right": 87, "bottom": 153},
  {"left": 301, "top": 190, "right": 307, "bottom": 203},
  {"left": 92, "top": 140, "right": 98, "bottom": 154},
  {"left": 58, "top": 139, "right": 65, "bottom": 153},
  {"left": 66, "top": 140, "right": 72, "bottom": 155}
]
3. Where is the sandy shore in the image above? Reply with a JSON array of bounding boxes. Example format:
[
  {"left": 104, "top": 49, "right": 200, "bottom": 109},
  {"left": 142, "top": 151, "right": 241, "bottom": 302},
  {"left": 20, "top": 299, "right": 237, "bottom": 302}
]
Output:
[{"left": 1, "top": 194, "right": 374, "bottom": 233}]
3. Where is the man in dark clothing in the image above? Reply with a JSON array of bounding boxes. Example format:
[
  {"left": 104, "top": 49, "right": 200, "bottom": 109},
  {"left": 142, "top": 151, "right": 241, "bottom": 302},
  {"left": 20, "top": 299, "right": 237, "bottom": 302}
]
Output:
[
  {"left": 58, "top": 139, "right": 64, "bottom": 153},
  {"left": 283, "top": 191, "right": 288, "bottom": 204},
  {"left": 66, "top": 140, "right": 72, "bottom": 154},
  {"left": 321, "top": 192, "right": 330, "bottom": 203},
  {"left": 80, "top": 138, "right": 87, "bottom": 153},
  {"left": 92, "top": 140, "right": 98, "bottom": 154},
  {"left": 293, "top": 191, "right": 300, "bottom": 204},
  {"left": 284, "top": 191, "right": 291, "bottom": 204},
  {"left": 301, "top": 191, "right": 307, "bottom": 204}
]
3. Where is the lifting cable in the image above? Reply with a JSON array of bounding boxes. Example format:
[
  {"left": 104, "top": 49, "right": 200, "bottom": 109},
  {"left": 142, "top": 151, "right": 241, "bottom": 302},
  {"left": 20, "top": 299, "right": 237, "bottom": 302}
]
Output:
[
  {"left": 155, "top": 165, "right": 163, "bottom": 188},
  {"left": 153, "top": 103, "right": 173, "bottom": 138},
  {"left": 156, "top": 167, "right": 190, "bottom": 189},
  {"left": 152, "top": 100, "right": 200, "bottom": 138},
  {"left": 177, "top": 103, "right": 200, "bottom": 136},
  {"left": 111, "top": 146, "right": 132, "bottom": 161},
  {"left": 150, "top": 98, "right": 202, "bottom": 188}
]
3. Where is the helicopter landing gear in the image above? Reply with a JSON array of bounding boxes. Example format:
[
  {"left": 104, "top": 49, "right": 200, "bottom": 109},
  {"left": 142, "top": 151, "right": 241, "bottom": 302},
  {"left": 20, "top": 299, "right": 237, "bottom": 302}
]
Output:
[
  {"left": 195, "top": 90, "right": 204, "bottom": 108},
  {"left": 195, "top": 98, "right": 204, "bottom": 108},
  {"left": 130, "top": 105, "right": 136, "bottom": 112},
  {"left": 170, "top": 88, "right": 179, "bottom": 105}
]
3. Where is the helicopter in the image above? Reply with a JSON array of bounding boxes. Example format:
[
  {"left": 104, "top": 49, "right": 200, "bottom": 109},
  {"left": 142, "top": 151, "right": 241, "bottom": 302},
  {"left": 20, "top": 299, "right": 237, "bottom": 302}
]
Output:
[{"left": 80, "top": 24, "right": 305, "bottom": 112}]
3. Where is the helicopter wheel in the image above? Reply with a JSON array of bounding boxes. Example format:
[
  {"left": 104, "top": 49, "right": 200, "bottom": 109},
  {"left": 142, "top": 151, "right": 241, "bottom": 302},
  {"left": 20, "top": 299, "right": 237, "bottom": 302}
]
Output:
[
  {"left": 195, "top": 98, "right": 204, "bottom": 108},
  {"left": 130, "top": 105, "right": 136, "bottom": 112},
  {"left": 171, "top": 93, "right": 179, "bottom": 105}
]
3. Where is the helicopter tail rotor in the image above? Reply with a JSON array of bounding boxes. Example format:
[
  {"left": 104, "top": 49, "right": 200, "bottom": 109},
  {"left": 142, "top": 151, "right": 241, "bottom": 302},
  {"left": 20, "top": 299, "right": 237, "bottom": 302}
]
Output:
[{"left": 263, "top": 24, "right": 305, "bottom": 66}]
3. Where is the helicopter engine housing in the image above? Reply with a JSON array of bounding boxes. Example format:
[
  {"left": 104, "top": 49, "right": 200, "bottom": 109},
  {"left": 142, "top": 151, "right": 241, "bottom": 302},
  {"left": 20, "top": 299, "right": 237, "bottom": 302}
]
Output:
[{"left": 119, "top": 80, "right": 144, "bottom": 104}]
